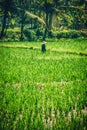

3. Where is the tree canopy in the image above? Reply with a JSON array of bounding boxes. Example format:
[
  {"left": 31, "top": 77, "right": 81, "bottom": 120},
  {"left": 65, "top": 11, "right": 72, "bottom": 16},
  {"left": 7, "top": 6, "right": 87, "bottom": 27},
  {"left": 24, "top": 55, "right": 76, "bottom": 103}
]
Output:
[{"left": 0, "top": 0, "right": 87, "bottom": 40}]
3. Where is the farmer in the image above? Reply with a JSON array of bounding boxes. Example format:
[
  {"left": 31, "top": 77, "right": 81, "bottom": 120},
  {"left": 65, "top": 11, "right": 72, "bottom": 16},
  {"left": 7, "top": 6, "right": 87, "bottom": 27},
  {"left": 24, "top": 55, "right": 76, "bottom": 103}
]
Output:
[{"left": 41, "top": 41, "right": 47, "bottom": 52}]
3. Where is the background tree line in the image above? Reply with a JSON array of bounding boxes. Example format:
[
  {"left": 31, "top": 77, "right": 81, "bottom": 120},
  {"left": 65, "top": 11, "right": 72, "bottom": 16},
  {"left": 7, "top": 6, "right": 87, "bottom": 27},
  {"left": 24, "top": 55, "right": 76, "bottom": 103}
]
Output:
[{"left": 0, "top": 0, "right": 87, "bottom": 41}]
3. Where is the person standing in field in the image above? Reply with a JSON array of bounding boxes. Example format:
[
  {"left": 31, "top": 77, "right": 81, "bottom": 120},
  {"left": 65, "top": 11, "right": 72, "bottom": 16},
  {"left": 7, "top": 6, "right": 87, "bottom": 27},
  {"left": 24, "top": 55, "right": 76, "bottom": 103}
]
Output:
[{"left": 41, "top": 41, "right": 47, "bottom": 52}]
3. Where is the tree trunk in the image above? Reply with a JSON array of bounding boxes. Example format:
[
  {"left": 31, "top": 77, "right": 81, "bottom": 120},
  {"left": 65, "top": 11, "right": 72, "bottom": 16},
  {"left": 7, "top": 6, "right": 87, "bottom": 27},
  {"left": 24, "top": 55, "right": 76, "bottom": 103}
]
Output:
[
  {"left": 49, "top": 13, "right": 53, "bottom": 30},
  {"left": 20, "top": 21, "right": 24, "bottom": 41},
  {"left": 43, "top": 28, "right": 47, "bottom": 41},
  {"left": 85, "top": 1, "right": 87, "bottom": 28},
  {"left": 20, "top": 11, "right": 25, "bottom": 41},
  {"left": 43, "top": 12, "right": 49, "bottom": 41},
  {"left": 0, "top": 12, "right": 7, "bottom": 38}
]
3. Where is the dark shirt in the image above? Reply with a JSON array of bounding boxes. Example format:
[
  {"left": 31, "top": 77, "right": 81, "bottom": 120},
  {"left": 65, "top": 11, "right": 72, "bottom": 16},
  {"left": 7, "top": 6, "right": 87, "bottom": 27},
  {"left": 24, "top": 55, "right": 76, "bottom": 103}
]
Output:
[{"left": 41, "top": 44, "right": 46, "bottom": 52}]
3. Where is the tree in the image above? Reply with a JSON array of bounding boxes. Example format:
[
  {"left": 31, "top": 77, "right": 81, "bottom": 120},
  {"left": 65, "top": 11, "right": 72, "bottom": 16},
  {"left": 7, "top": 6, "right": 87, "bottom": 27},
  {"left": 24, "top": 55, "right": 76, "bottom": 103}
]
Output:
[
  {"left": 17, "top": 0, "right": 28, "bottom": 41},
  {"left": 0, "top": 0, "right": 16, "bottom": 38},
  {"left": 57, "top": 0, "right": 87, "bottom": 30},
  {"left": 36, "top": 0, "right": 57, "bottom": 40},
  {"left": 0, "top": 0, "right": 87, "bottom": 40},
  {"left": 17, "top": 0, "right": 45, "bottom": 41}
]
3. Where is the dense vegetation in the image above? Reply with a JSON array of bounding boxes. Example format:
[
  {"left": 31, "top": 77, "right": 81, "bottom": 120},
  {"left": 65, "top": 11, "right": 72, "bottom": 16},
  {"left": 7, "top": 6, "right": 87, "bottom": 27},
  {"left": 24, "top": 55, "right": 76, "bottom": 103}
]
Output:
[
  {"left": 0, "top": 0, "right": 87, "bottom": 41},
  {"left": 0, "top": 38, "right": 87, "bottom": 130},
  {"left": 0, "top": 1, "right": 87, "bottom": 129}
]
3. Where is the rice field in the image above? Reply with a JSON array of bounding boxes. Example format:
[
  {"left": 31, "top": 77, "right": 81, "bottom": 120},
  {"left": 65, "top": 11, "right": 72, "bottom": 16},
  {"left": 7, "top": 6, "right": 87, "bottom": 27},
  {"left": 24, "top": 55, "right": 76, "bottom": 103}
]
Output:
[{"left": 0, "top": 38, "right": 87, "bottom": 130}]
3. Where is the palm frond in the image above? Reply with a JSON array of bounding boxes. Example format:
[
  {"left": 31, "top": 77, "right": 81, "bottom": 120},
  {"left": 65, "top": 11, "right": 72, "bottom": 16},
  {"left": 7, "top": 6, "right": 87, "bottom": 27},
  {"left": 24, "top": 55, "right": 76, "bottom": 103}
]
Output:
[
  {"left": 54, "top": 8, "right": 73, "bottom": 24},
  {"left": 17, "top": 7, "right": 45, "bottom": 25},
  {"left": 58, "top": 6, "right": 87, "bottom": 13},
  {"left": 25, "top": 11, "right": 46, "bottom": 25}
]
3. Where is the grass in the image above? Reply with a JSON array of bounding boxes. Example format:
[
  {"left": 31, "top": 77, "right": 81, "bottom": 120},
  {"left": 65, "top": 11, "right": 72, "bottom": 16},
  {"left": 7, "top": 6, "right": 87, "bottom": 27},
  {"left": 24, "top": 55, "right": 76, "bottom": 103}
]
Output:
[{"left": 0, "top": 38, "right": 87, "bottom": 130}]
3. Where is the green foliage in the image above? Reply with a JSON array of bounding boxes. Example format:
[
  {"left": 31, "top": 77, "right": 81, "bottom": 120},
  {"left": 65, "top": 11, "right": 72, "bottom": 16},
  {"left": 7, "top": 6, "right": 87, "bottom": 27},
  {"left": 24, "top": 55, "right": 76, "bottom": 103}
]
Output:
[
  {"left": 48, "top": 30, "right": 57, "bottom": 38},
  {"left": 0, "top": 0, "right": 87, "bottom": 40},
  {"left": 36, "top": 28, "right": 43, "bottom": 39},
  {"left": 24, "top": 29, "right": 37, "bottom": 41},
  {"left": 47, "top": 30, "right": 84, "bottom": 39},
  {"left": 1, "top": 27, "right": 86, "bottom": 42},
  {"left": 0, "top": 39, "right": 87, "bottom": 130},
  {"left": 2, "top": 32, "right": 20, "bottom": 42},
  {"left": 56, "top": 30, "right": 83, "bottom": 39}
]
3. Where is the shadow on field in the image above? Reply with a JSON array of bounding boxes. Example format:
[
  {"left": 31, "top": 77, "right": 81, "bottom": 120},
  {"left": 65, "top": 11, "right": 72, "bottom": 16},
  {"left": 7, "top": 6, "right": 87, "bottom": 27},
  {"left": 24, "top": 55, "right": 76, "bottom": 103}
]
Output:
[
  {"left": 52, "top": 50, "right": 87, "bottom": 57},
  {"left": 0, "top": 44, "right": 87, "bottom": 57}
]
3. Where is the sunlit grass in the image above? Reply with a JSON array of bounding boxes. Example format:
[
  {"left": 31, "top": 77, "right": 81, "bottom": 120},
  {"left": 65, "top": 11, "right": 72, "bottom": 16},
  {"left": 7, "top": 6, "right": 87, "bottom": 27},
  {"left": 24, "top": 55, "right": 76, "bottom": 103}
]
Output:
[{"left": 0, "top": 38, "right": 87, "bottom": 130}]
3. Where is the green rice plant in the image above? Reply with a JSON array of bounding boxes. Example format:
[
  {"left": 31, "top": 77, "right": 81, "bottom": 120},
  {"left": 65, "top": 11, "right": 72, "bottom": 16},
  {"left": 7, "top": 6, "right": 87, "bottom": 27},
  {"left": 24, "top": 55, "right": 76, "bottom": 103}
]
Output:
[{"left": 0, "top": 38, "right": 87, "bottom": 130}]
